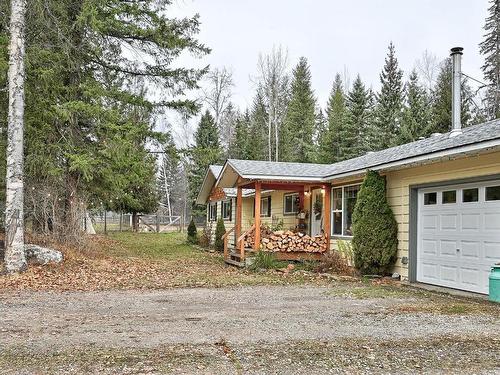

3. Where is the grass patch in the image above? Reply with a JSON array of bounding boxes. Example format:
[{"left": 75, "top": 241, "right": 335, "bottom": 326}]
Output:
[{"left": 327, "top": 283, "right": 414, "bottom": 299}]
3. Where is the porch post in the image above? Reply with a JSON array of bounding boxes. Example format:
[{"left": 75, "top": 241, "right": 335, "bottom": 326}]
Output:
[
  {"left": 254, "top": 181, "right": 261, "bottom": 251},
  {"left": 323, "top": 183, "right": 331, "bottom": 251},
  {"left": 298, "top": 186, "right": 305, "bottom": 211},
  {"left": 235, "top": 186, "right": 242, "bottom": 245}
]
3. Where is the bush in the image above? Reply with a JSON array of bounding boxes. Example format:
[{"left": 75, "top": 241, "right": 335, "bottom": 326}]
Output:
[
  {"left": 249, "top": 251, "right": 284, "bottom": 270},
  {"left": 314, "top": 251, "right": 352, "bottom": 275},
  {"left": 214, "top": 218, "right": 226, "bottom": 252},
  {"left": 352, "top": 170, "right": 398, "bottom": 275},
  {"left": 187, "top": 218, "right": 198, "bottom": 244},
  {"left": 198, "top": 226, "right": 211, "bottom": 248}
]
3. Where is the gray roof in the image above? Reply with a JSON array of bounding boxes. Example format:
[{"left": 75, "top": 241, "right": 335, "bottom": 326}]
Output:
[
  {"left": 226, "top": 159, "right": 332, "bottom": 180},
  {"left": 224, "top": 119, "right": 500, "bottom": 181},
  {"left": 209, "top": 165, "right": 223, "bottom": 177},
  {"left": 323, "top": 119, "right": 500, "bottom": 178}
]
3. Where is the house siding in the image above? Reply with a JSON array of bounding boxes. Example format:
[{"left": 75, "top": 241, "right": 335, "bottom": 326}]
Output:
[
  {"left": 385, "top": 150, "right": 500, "bottom": 279},
  {"left": 206, "top": 198, "right": 236, "bottom": 245},
  {"left": 328, "top": 150, "right": 500, "bottom": 279},
  {"left": 241, "top": 190, "right": 307, "bottom": 232}
]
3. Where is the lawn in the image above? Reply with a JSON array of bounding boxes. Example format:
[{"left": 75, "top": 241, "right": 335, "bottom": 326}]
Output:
[{"left": 0, "top": 231, "right": 327, "bottom": 291}]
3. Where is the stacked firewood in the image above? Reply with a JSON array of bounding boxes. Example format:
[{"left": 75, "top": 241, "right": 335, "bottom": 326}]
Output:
[{"left": 244, "top": 229, "right": 328, "bottom": 253}]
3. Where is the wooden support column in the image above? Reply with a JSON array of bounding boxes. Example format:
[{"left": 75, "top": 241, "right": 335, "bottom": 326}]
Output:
[
  {"left": 298, "top": 186, "right": 305, "bottom": 211},
  {"left": 323, "top": 184, "right": 331, "bottom": 251},
  {"left": 235, "top": 186, "right": 242, "bottom": 247},
  {"left": 254, "top": 181, "right": 261, "bottom": 251}
]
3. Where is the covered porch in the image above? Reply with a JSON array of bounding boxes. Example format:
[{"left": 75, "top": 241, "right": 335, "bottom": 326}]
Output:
[{"left": 221, "top": 179, "right": 332, "bottom": 266}]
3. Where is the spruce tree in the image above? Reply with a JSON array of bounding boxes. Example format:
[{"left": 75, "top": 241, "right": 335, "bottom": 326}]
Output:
[
  {"left": 374, "top": 42, "right": 404, "bottom": 149},
  {"left": 398, "top": 70, "right": 431, "bottom": 144},
  {"left": 246, "top": 90, "right": 268, "bottom": 160},
  {"left": 188, "top": 111, "right": 222, "bottom": 219},
  {"left": 281, "top": 57, "right": 316, "bottom": 162},
  {"left": 228, "top": 110, "right": 251, "bottom": 159},
  {"left": 318, "top": 74, "right": 347, "bottom": 163},
  {"left": 343, "top": 75, "right": 374, "bottom": 160},
  {"left": 429, "top": 58, "right": 472, "bottom": 134},
  {"left": 479, "top": 0, "right": 500, "bottom": 120}
]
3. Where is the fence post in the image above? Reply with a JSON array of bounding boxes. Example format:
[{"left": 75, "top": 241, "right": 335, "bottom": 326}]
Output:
[
  {"left": 156, "top": 212, "right": 160, "bottom": 233},
  {"left": 119, "top": 212, "right": 123, "bottom": 232},
  {"left": 104, "top": 210, "right": 107, "bottom": 235}
]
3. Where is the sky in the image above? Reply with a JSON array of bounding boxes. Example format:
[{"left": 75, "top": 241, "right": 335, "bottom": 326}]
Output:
[{"left": 166, "top": 0, "right": 490, "bottom": 144}]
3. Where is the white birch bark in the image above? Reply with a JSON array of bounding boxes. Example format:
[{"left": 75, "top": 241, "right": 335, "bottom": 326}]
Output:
[{"left": 4, "top": 0, "right": 27, "bottom": 273}]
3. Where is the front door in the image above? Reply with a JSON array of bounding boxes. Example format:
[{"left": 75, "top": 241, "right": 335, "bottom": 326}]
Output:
[{"left": 310, "top": 189, "right": 324, "bottom": 236}]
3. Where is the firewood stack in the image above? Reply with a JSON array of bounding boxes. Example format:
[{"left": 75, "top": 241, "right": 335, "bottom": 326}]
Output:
[{"left": 244, "top": 229, "right": 327, "bottom": 253}]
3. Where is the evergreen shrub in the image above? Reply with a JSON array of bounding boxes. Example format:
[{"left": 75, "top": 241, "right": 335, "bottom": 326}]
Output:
[{"left": 352, "top": 170, "right": 398, "bottom": 275}]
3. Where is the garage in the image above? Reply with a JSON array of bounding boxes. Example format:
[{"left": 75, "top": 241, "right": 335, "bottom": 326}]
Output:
[{"left": 417, "top": 180, "right": 500, "bottom": 294}]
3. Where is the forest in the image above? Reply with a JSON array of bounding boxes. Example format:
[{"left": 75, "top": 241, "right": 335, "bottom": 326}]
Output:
[{"left": 0, "top": 0, "right": 499, "bottom": 238}]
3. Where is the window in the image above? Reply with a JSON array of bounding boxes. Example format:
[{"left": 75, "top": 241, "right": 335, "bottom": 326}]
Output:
[
  {"left": 261, "top": 196, "right": 271, "bottom": 217},
  {"left": 442, "top": 190, "right": 456, "bottom": 204},
  {"left": 486, "top": 185, "right": 500, "bottom": 201},
  {"left": 208, "top": 202, "right": 217, "bottom": 221},
  {"left": 331, "top": 184, "right": 360, "bottom": 237},
  {"left": 424, "top": 192, "right": 437, "bottom": 205},
  {"left": 284, "top": 193, "right": 299, "bottom": 215},
  {"left": 253, "top": 196, "right": 271, "bottom": 217},
  {"left": 462, "top": 188, "right": 478, "bottom": 203},
  {"left": 222, "top": 200, "right": 232, "bottom": 220}
]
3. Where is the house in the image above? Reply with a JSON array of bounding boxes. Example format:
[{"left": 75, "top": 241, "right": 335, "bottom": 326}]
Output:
[{"left": 196, "top": 49, "right": 500, "bottom": 295}]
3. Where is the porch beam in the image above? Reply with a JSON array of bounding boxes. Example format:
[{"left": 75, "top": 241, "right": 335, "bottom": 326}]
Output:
[
  {"left": 254, "top": 181, "right": 261, "bottom": 251},
  {"left": 323, "top": 183, "right": 331, "bottom": 251}
]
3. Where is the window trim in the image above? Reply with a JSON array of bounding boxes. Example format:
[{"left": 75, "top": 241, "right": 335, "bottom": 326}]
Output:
[
  {"left": 283, "top": 192, "right": 300, "bottom": 215},
  {"left": 208, "top": 202, "right": 217, "bottom": 222},
  {"left": 331, "top": 183, "right": 361, "bottom": 238},
  {"left": 221, "top": 199, "right": 232, "bottom": 221}
]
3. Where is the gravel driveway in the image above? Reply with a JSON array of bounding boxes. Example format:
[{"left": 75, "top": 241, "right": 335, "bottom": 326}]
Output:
[{"left": 1, "top": 284, "right": 499, "bottom": 374}]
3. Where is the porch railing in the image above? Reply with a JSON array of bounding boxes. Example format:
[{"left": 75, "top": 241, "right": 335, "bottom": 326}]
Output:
[
  {"left": 221, "top": 226, "right": 235, "bottom": 260},
  {"left": 236, "top": 224, "right": 256, "bottom": 261}
]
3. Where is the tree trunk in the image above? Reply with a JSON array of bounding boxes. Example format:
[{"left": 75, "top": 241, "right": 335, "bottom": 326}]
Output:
[{"left": 4, "top": 0, "right": 27, "bottom": 273}]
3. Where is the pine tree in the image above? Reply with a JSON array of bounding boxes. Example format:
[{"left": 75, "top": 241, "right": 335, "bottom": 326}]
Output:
[
  {"left": 343, "top": 75, "right": 374, "bottom": 160},
  {"left": 374, "top": 42, "right": 404, "bottom": 149},
  {"left": 398, "top": 70, "right": 431, "bottom": 144},
  {"left": 246, "top": 90, "right": 268, "bottom": 160},
  {"left": 228, "top": 110, "right": 251, "bottom": 159},
  {"left": 318, "top": 74, "right": 347, "bottom": 163},
  {"left": 188, "top": 111, "right": 222, "bottom": 219},
  {"left": 187, "top": 218, "right": 198, "bottom": 244},
  {"left": 479, "top": 0, "right": 500, "bottom": 119},
  {"left": 214, "top": 217, "right": 226, "bottom": 252},
  {"left": 429, "top": 58, "right": 472, "bottom": 134},
  {"left": 281, "top": 57, "right": 316, "bottom": 162}
]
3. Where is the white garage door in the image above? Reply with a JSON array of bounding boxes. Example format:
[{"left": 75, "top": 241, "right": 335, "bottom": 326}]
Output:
[{"left": 417, "top": 180, "right": 500, "bottom": 294}]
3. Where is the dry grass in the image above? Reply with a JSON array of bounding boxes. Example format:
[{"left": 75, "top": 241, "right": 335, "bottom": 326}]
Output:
[{"left": 0, "top": 232, "right": 333, "bottom": 292}]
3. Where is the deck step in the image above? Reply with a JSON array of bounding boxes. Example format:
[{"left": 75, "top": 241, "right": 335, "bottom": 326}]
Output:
[{"left": 224, "top": 258, "right": 245, "bottom": 267}]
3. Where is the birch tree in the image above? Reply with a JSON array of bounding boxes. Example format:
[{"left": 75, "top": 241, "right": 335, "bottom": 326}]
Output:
[
  {"left": 4, "top": 0, "right": 27, "bottom": 272},
  {"left": 202, "top": 67, "right": 234, "bottom": 148},
  {"left": 255, "top": 46, "right": 290, "bottom": 161}
]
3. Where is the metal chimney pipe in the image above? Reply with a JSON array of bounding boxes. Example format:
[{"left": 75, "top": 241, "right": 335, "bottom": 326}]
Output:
[{"left": 450, "top": 47, "right": 463, "bottom": 137}]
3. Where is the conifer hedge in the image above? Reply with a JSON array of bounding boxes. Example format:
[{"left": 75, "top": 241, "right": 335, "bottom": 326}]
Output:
[
  {"left": 214, "top": 218, "right": 226, "bottom": 252},
  {"left": 352, "top": 170, "right": 398, "bottom": 275}
]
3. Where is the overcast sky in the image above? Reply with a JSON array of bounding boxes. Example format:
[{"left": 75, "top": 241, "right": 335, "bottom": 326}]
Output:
[{"left": 167, "top": 0, "right": 489, "bottom": 143}]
